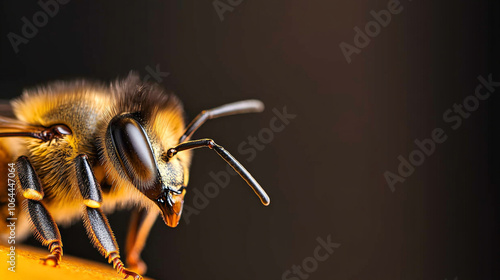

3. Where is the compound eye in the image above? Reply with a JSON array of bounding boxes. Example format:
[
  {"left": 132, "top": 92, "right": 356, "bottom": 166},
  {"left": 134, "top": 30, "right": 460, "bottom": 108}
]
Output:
[{"left": 108, "top": 114, "right": 158, "bottom": 185}]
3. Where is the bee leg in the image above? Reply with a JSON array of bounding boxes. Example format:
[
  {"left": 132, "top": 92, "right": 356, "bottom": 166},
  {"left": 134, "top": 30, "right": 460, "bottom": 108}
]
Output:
[
  {"left": 74, "top": 154, "right": 142, "bottom": 280},
  {"left": 125, "top": 208, "right": 158, "bottom": 274},
  {"left": 15, "top": 156, "right": 63, "bottom": 267}
]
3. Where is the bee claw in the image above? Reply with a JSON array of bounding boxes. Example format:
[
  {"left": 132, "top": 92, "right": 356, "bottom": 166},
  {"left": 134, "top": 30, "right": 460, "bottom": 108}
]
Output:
[
  {"left": 121, "top": 268, "right": 143, "bottom": 280},
  {"left": 39, "top": 254, "right": 60, "bottom": 267}
]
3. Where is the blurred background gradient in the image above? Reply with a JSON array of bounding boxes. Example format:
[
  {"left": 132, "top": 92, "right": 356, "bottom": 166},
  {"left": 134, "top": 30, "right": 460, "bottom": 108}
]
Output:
[{"left": 0, "top": 0, "right": 498, "bottom": 279}]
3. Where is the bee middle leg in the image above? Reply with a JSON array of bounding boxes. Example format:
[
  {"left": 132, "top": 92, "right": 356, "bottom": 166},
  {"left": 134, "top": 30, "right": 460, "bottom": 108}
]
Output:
[
  {"left": 15, "top": 156, "right": 63, "bottom": 266},
  {"left": 74, "top": 154, "right": 142, "bottom": 280},
  {"left": 125, "top": 208, "right": 158, "bottom": 274}
]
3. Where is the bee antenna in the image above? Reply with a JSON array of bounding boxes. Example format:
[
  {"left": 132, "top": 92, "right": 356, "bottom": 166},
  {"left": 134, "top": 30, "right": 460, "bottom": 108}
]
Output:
[
  {"left": 167, "top": 139, "right": 270, "bottom": 206},
  {"left": 179, "top": 100, "right": 264, "bottom": 143}
]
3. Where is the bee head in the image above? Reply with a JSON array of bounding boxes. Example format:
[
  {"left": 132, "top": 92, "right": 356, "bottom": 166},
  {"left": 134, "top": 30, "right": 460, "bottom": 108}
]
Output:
[{"left": 106, "top": 112, "right": 186, "bottom": 227}]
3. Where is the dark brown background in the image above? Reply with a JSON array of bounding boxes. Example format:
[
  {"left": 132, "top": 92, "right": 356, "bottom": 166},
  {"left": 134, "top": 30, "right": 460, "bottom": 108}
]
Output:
[{"left": 1, "top": 0, "right": 498, "bottom": 279}]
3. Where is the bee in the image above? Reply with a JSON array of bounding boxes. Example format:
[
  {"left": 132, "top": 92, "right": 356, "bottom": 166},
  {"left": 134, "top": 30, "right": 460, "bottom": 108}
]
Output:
[{"left": 0, "top": 73, "right": 270, "bottom": 279}]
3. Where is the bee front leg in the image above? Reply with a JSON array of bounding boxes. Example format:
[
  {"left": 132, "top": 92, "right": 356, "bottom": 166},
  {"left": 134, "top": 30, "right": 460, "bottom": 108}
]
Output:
[
  {"left": 15, "top": 156, "right": 63, "bottom": 266},
  {"left": 74, "top": 154, "right": 142, "bottom": 280},
  {"left": 125, "top": 208, "right": 158, "bottom": 274}
]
